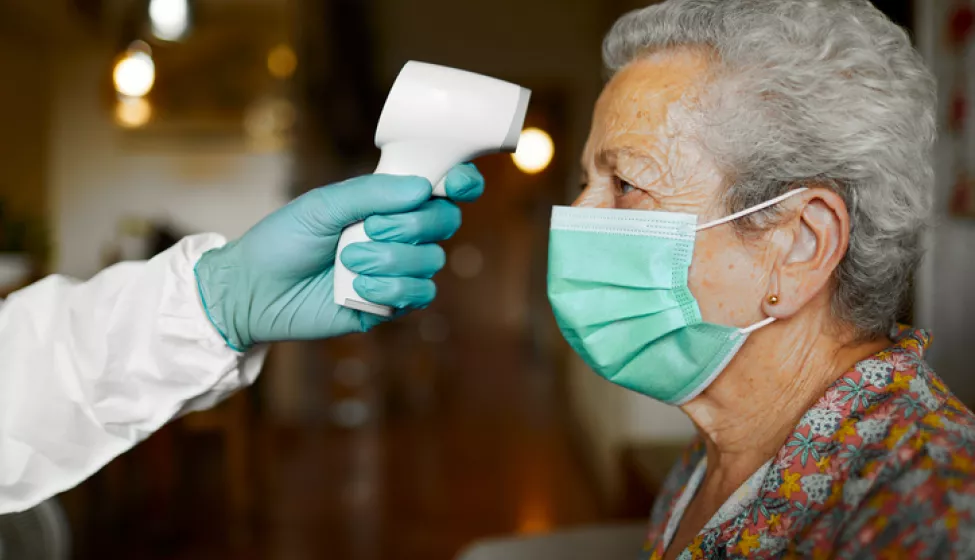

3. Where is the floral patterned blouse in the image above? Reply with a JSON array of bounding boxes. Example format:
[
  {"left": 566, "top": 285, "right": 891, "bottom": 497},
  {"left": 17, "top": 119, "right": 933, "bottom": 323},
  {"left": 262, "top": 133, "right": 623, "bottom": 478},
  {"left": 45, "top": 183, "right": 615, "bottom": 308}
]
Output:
[{"left": 640, "top": 327, "right": 975, "bottom": 559}]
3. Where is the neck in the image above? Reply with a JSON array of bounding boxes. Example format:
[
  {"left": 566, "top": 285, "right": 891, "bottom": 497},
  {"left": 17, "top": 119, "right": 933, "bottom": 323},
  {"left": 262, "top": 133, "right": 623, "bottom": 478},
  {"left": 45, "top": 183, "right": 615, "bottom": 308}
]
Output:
[{"left": 681, "top": 311, "right": 889, "bottom": 491}]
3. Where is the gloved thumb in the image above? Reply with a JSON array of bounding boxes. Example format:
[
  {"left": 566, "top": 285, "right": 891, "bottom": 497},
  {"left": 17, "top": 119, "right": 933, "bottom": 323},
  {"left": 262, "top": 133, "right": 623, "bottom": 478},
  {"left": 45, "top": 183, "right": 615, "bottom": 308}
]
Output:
[{"left": 303, "top": 174, "right": 433, "bottom": 234}]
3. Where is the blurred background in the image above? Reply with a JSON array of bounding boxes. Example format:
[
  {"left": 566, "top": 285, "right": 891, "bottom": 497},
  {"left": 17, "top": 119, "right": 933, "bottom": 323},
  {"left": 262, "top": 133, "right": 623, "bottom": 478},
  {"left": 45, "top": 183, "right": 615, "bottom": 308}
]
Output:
[{"left": 0, "top": 0, "right": 968, "bottom": 558}]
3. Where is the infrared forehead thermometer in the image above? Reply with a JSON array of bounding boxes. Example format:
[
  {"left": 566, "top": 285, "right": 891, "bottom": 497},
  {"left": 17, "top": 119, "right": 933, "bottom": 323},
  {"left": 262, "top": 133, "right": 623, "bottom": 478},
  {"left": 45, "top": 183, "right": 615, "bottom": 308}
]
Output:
[{"left": 334, "top": 61, "right": 532, "bottom": 316}]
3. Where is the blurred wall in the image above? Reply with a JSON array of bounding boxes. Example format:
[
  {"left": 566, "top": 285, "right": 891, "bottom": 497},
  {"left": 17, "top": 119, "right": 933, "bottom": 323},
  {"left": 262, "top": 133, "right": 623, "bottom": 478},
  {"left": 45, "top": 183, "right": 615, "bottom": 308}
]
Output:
[
  {"left": 915, "top": 0, "right": 975, "bottom": 405},
  {"left": 48, "top": 40, "right": 290, "bottom": 278},
  {"left": 0, "top": 30, "right": 50, "bottom": 222}
]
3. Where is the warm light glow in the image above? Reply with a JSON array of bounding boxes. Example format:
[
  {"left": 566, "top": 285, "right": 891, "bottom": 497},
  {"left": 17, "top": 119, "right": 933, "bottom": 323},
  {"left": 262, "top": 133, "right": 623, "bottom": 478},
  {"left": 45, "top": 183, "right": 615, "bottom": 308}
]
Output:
[
  {"left": 115, "top": 97, "right": 152, "bottom": 128},
  {"left": 511, "top": 128, "right": 554, "bottom": 174},
  {"left": 517, "top": 508, "right": 552, "bottom": 535},
  {"left": 516, "top": 492, "right": 553, "bottom": 535},
  {"left": 244, "top": 97, "right": 296, "bottom": 151},
  {"left": 113, "top": 50, "right": 155, "bottom": 97},
  {"left": 267, "top": 44, "right": 297, "bottom": 79},
  {"left": 149, "top": 0, "right": 190, "bottom": 41}
]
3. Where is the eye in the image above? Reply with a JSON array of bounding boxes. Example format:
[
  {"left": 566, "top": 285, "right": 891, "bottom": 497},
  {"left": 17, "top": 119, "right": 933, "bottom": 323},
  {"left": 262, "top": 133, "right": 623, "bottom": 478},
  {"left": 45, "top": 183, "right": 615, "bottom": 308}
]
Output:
[{"left": 614, "top": 176, "right": 637, "bottom": 195}]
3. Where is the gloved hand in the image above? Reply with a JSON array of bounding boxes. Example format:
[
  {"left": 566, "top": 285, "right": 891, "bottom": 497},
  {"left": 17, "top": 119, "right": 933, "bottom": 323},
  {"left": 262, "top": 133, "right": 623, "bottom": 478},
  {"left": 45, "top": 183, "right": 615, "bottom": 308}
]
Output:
[{"left": 194, "top": 163, "right": 484, "bottom": 351}]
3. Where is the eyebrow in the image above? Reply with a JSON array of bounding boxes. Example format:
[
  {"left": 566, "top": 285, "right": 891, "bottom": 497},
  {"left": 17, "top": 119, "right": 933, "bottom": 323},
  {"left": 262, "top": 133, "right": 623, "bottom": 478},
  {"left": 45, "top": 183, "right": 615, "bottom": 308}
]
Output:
[
  {"left": 579, "top": 145, "right": 661, "bottom": 187},
  {"left": 593, "top": 149, "right": 616, "bottom": 171},
  {"left": 594, "top": 147, "right": 657, "bottom": 173}
]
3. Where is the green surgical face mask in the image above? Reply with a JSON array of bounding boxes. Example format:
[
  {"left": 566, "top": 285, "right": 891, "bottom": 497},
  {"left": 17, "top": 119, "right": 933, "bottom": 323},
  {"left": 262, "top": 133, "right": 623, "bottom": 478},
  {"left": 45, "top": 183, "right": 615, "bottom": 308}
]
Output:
[{"left": 546, "top": 189, "right": 806, "bottom": 405}]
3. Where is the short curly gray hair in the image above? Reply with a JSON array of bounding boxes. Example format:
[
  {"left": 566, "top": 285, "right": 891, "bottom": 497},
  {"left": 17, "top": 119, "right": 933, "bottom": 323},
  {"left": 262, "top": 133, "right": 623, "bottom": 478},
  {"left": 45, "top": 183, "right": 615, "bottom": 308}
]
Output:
[{"left": 603, "top": 0, "right": 936, "bottom": 338}]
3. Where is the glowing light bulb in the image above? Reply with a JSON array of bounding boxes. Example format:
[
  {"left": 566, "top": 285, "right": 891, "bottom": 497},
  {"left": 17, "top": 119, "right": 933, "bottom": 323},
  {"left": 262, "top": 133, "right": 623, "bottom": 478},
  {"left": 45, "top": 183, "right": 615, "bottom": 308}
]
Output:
[
  {"left": 115, "top": 97, "right": 152, "bottom": 128},
  {"left": 113, "top": 50, "right": 155, "bottom": 97},
  {"left": 511, "top": 128, "right": 554, "bottom": 174},
  {"left": 268, "top": 44, "right": 297, "bottom": 79},
  {"left": 149, "top": 0, "right": 190, "bottom": 41}
]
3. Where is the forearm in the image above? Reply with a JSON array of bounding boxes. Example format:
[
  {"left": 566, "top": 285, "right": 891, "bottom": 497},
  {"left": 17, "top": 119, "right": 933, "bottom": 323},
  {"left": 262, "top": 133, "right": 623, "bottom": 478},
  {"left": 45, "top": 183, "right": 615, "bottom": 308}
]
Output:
[{"left": 0, "top": 234, "right": 266, "bottom": 513}]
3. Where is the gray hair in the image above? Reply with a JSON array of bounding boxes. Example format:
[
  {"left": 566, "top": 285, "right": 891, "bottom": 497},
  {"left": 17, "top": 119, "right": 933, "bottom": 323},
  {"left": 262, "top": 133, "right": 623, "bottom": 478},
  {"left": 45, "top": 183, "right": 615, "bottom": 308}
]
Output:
[{"left": 603, "top": 0, "right": 936, "bottom": 338}]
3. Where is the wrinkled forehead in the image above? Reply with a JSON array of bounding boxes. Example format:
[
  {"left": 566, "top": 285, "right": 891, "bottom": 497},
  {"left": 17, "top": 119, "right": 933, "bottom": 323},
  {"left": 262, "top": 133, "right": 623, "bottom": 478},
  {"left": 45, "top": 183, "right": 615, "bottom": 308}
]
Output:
[{"left": 589, "top": 47, "right": 714, "bottom": 148}]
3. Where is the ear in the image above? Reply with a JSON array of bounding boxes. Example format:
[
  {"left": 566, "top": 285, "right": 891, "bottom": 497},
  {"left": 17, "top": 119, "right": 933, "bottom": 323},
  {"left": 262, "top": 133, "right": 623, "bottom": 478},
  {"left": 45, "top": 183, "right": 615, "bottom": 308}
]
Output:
[{"left": 763, "top": 188, "right": 849, "bottom": 319}]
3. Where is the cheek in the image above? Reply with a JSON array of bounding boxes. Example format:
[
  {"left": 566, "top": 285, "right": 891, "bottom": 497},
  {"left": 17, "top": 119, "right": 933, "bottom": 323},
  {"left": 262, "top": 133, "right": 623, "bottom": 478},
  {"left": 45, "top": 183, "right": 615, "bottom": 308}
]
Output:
[{"left": 687, "top": 231, "right": 767, "bottom": 326}]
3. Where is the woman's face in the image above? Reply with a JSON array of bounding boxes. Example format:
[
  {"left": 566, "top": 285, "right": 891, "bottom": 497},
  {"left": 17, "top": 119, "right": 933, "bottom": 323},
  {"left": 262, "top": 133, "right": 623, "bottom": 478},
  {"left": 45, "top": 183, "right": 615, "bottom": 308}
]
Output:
[{"left": 575, "top": 49, "right": 775, "bottom": 328}]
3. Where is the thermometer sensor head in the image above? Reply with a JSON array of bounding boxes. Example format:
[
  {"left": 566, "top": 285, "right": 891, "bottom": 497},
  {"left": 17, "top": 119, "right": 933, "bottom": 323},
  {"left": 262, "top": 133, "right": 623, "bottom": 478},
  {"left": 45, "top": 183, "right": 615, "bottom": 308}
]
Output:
[{"left": 375, "top": 61, "right": 531, "bottom": 156}]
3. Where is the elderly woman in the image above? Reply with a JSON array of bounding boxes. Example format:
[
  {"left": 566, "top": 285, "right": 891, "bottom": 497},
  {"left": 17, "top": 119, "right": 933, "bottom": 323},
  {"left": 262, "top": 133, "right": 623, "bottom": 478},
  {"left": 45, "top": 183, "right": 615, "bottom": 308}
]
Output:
[{"left": 547, "top": 0, "right": 975, "bottom": 558}]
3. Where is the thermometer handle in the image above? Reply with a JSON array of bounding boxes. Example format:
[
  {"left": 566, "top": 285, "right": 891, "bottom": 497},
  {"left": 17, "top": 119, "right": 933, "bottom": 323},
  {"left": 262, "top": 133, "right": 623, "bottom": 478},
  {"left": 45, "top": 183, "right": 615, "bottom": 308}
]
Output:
[{"left": 332, "top": 150, "right": 454, "bottom": 316}]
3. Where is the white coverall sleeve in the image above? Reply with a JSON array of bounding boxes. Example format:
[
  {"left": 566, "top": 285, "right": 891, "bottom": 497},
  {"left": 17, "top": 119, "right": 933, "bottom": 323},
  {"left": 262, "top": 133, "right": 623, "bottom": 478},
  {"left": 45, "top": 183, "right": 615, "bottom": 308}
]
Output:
[{"left": 0, "top": 233, "right": 267, "bottom": 514}]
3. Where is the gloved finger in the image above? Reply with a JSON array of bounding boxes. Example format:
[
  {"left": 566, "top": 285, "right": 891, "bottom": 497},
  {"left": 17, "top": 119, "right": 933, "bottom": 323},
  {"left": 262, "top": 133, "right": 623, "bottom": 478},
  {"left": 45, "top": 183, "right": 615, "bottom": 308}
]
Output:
[
  {"left": 340, "top": 241, "right": 446, "bottom": 279},
  {"left": 363, "top": 199, "right": 461, "bottom": 244},
  {"left": 357, "top": 307, "right": 408, "bottom": 332},
  {"left": 297, "top": 174, "right": 433, "bottom": 235},
  {"left": 443, "top": 163, "right": 485, "bottom": 203},
  {"left": 353, "top": 275, "right": 437, "bottom": 309}
]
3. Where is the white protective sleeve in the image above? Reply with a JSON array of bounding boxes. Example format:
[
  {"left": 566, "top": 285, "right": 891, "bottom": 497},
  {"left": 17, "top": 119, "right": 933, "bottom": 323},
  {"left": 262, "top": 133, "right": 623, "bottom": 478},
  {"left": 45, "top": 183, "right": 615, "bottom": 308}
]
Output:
[{"left": 0, "top": 233, "right": 267, "bottom": 514}]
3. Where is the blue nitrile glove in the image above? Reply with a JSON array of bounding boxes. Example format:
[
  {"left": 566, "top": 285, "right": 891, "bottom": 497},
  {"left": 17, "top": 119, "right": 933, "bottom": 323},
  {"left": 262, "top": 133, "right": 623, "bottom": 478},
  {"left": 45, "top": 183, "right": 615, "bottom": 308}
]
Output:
[{"left": 195, "top": 163, "right": 484, "bottom": 351}]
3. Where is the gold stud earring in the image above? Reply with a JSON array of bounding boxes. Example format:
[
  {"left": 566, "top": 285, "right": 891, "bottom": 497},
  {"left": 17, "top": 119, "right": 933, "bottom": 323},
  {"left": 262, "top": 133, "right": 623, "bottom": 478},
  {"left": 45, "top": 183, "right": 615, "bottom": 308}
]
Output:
[{"left": 768, "top": 295, "right": 780, "bottom": 305}]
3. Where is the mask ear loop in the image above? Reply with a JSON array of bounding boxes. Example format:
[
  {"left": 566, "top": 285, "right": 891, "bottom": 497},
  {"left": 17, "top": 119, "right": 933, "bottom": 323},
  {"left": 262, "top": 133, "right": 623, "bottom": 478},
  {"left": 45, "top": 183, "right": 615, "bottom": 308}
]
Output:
[
  {"left": 695, "top": 188, "right": 809, "bottom": 232},
  {"left": 699, "top": 187, "right": 809, "bottom": 338},
  {"left": 738, "top": 316, "right": 777, "bottom": 336}
]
